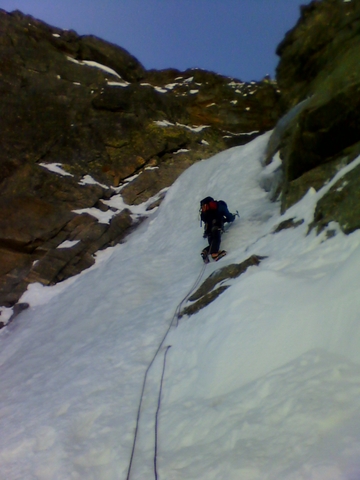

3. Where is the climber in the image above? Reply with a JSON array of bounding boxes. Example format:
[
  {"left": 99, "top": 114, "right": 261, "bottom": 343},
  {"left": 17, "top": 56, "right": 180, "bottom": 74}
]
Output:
[{"left": 199, "top": 196, "right": 236, "bottom": 263}]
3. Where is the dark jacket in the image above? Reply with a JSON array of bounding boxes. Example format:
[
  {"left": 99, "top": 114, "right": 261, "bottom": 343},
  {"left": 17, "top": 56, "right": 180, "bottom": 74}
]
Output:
[{"left": 201, "top": 200, "right": 234, "bottom": 237}]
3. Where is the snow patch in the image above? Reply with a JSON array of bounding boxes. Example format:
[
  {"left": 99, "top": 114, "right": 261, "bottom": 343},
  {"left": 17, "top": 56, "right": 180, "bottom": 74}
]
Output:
[
  {"left": 107, "top": 80, "right": 130, "bottom": 87},
  {"left": 154, "top": 120, "right": 175, "bottom": 127},
  {"left": 39, "top": 163, "right": 73, "bottom": 177},
  {"left": 57, "top": 240, "right": 80, "bottom": 249},
  {"left": 173, "top": 149, "right": 190, "bottom": 154},
  {"left": 79, "top": 174, "right": 109, "bottom": 189},
  {"left": 72, "top": 207, "right": 115, "bottom": 224},
  {"left": 165, "top": 83, "right": 178, "bottom": 90},
  {"left": 66, "top": 56, "right": 122, "bottom": 78},
  {"left": 154, "top": 86, "right": 168, "bottom": 93},
  {"left": 154, "top": 120, "right": 210, "bottom": 132},
  {"left": 0, "top": 307, "right": 13, "bottom": 326}
]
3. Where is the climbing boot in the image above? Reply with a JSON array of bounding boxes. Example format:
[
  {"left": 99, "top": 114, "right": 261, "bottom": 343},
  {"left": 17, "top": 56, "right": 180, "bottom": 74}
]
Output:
[
  {"left": 201, "top": 249, "right": 210, "bottom": 264},
  {"left": 211, "top": 250, "right": 227, "bottom": 261}
]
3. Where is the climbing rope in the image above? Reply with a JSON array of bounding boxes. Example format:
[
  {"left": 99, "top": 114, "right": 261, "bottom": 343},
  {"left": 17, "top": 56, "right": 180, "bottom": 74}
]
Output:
[
  {"left": 125, "top": 318, "right": 173, "bottom": 480},
  {"left": 154, "top": 345, "right": 171, "bottom": 479},
  {"left": 174, "top": 262, "right": 207, "bottom": 326},
  {"left": 126, "top": 212, "right": 240, "bottom": 478},
  {"left": 125, "top": 258, "right": 208, "bottom": 480},
  {"left": 173, "top": 237, "right": 215, "bottom": 325}
]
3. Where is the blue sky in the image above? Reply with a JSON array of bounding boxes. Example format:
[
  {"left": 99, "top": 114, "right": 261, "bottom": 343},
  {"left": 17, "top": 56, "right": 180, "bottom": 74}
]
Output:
[{"left": 0, "top": 0, "right": 309, "bottom": 81}]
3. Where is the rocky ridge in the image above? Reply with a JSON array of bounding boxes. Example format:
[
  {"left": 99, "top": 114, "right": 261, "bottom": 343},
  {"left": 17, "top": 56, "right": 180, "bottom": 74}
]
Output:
[
  {"left": 0, "top": 9, "right": 282, "bottom": 312},
  {"left": 267, "top": 0, "right": 360, "bottom": 235}
]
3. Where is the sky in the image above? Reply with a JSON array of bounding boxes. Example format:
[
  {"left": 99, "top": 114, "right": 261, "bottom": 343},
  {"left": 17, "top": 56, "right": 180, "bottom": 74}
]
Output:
[
  {"left": 2, "top": 125, "right": 360, "bottom": 478},
  {"left": 0, "top": 0, "right": 309, "bottom": 81}
]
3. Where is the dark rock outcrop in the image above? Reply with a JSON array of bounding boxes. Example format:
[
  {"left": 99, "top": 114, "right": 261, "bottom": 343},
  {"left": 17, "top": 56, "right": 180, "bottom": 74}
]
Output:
[
  {"left": 180, "top": 255, "right": 265, "bottom": 317},
  {"left": 267, "top": 0, "right": 360, "bottom": 235},
  {"left": 0, "top": 9, "right": 282, "bottom": 309},
  {"left": 312, "top": 162, "right": 360, "bottom": 234}
]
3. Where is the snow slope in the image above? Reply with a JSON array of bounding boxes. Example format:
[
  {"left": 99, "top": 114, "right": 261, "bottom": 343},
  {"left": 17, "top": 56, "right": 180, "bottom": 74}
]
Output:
[{"left": 1, "top": 132, "right": 360, "bottom": 480}]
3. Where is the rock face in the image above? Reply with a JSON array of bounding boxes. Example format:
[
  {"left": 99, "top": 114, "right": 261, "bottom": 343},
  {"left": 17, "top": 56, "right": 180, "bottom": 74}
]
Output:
[
  {"left": 268, "top": 0, "right": 360, "bottom": 234},
  {"left": 0, "top": 9, "right": 282, "bottom": 308},
  {"left": 180, "top": 255, "right": 265, "bottom": 318},
  {"left": 3, "top": 1, "right": 360, "bottom": 317}
]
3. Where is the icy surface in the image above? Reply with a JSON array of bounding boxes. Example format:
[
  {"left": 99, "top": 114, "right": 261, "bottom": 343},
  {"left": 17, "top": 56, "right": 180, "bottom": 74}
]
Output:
[{"left": 2, "top": 132, "right": 360, "bottom": 479}]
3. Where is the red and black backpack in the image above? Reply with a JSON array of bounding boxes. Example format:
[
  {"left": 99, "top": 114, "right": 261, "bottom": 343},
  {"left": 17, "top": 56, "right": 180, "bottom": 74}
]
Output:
[{"left": 200, "top": 196, "right": 218, "bottom": 213}]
